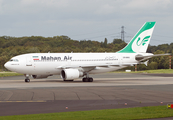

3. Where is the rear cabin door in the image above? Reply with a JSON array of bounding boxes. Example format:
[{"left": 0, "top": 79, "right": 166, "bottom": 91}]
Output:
[{"left": 119, "top": 55, "right": 123, "bottom": 65}]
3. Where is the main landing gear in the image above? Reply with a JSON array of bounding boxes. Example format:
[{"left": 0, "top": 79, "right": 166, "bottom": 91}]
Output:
[
  {"left": 25, "top": 74, "right": 30, "bottom": 83},
  {"left": 82, "top": 77, "right": 93, "bottom": 82},
  {"left": 82, "top": 73, "right": 93, "bottom": 82}
]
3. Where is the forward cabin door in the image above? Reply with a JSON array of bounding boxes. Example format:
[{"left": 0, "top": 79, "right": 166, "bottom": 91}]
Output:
[{"left": 26, "top": 55, "right": 32, "bottom": 66}]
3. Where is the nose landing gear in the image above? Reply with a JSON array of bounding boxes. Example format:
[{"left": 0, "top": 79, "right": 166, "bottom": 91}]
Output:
[
  {"left": 25, "top": 74, "right": 30, "bottom": 83},
  {"left": 25, "top": 78, "right": 30, "bottom": 82}
]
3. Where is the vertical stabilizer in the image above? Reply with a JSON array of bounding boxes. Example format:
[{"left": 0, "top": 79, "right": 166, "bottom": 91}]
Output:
[{"left": 117, "top": 22, "right": 156, "bottom": 53}]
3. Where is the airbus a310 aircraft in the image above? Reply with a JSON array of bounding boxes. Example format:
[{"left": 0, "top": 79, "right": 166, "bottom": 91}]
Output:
[{"left": 4, "top": 22, "right": 169, "bottom": 82}]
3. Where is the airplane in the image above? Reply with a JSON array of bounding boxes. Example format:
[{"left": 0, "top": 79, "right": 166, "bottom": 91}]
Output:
[{"left": 4, "top": 22, "right": 169, "bottom": 83}]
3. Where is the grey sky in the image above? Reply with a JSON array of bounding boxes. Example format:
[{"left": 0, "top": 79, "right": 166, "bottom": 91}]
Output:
[{"left": 0, "top": 0, "right": 172, "bottom": 45}]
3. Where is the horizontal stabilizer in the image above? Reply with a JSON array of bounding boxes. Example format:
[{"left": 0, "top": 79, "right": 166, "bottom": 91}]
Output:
[{"left": 136, "top": 53, "right": 171, "bottom": 61}]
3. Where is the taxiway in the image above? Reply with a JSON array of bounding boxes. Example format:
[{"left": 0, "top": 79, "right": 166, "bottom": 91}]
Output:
[{"left": 0, "top": 73, "right": 173, "bottom": 116}]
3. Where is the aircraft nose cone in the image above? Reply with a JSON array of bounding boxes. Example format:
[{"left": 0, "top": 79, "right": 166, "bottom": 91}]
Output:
[
  {"left": 4, "top": 62, "right": 10, "bottom": 70},
  {"left": 4, "top": 62, "right": 18, "bottom": 72}
]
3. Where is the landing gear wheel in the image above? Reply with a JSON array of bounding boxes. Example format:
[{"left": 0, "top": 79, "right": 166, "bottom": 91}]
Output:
[
  {"left": 82, "top": 78, "right": 87, "bottom": 82},
  {"left": 82, "top": 77, "right": 93, "bottom": 82},
  {"left": 25, "top": 79, "right": 30, "bottom": 83},
  {"left": 89, "top": 78, "right": 93, "bottom": 82},
  {"left": 64, "top": 80, "right": 74, "bottom": 81}
]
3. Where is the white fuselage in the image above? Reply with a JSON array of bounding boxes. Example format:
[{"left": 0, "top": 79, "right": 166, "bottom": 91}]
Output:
[
  {"left": 3, "top": 22, "right": 157, "bottom": 82},
  {"left": 4, "top": 52, "right": 141, "bottom": 76}
]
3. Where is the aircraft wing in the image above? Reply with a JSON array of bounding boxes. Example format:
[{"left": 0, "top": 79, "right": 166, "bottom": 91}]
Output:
[
  {"left": 57, "top": 64, "right": 119, "bottom": 69},
  {"left": 57, "top": 63, "right": 133, "bottom": 70}
]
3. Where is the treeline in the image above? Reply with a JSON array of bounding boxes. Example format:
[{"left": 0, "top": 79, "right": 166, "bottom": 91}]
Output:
[{"left": 0, "top": 35, "right": 172, "bottom": 71}]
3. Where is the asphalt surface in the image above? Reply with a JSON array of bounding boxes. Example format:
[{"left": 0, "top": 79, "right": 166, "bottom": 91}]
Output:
[{"left": 0, "top": 73, "right": 173, "bottom": 120}]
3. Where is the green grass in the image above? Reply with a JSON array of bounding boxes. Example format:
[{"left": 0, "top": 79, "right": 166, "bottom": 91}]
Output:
[
  {"left": 115, "top": 69, "right": 173, "bottom": 74},
  {"left": 0, "top": 72, "right": 23, "bottom": 77},
  {"left": 132, "top": 69, "right": 173, "bottom": 74},
  {"left": 0, "top": 106, "right": 173, "bottom": 120}
]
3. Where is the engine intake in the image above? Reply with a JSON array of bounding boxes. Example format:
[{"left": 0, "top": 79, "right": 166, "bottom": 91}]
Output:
[{"left": 61, "top": 69, "right": 83, "bottom": 80}]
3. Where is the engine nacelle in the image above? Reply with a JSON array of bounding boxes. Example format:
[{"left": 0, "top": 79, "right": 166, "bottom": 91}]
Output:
[
  {"left": 32, "top": 75, "right": 50, "bottom": 79},
  {"left": 61, "top": 69, "right": 83, "bottom": 80}
]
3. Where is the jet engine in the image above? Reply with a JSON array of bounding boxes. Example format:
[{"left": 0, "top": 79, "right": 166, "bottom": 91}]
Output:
[
  {"left": 32, "top": 75, "right": 50, "bottom": 79},
  {"left": 61, "top": 69, "right": 84, "bottom": 80}
]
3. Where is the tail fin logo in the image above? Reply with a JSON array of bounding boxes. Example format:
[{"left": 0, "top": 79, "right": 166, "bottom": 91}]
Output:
[
  {"left": 136, "top": 36, "right": 150, "bottom": 46},
  {"left": 117, "top": 22, "right": 155, "bottom": 53}
]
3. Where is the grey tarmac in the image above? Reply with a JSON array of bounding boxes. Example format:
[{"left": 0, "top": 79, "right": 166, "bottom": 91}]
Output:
[{"left": 0, "top": 73, "right": 173, "bottom": 118}]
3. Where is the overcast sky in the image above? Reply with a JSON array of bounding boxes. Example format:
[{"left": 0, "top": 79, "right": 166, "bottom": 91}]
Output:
[{"left": 0, "top": 0, "right": 172, "bottom": 45}]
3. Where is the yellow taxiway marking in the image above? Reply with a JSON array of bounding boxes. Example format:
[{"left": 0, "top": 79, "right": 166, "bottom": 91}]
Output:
[{"left": 0, "top": 101, "right": 46, "bottom": 103}]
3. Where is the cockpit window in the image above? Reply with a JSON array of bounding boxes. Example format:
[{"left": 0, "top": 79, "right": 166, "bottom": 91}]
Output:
[{"left": 9, "top": 59, "right": 19, "bottom": 62}]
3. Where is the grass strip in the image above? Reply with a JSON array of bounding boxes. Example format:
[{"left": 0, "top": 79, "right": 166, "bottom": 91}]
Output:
[
  {"left": 115, "top": 69, "right": 173, "bottom": 74},
  {"left": 0, "top": 105, "right": 173, "bottom": 120},
  {"left": 0, "top": 72, "right": 23, "bottom": 77},
  {"left": 133, "top": 69, "right": 173, "bottom": 74}
]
